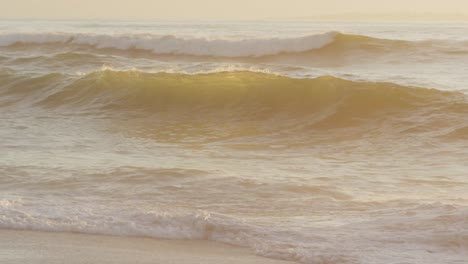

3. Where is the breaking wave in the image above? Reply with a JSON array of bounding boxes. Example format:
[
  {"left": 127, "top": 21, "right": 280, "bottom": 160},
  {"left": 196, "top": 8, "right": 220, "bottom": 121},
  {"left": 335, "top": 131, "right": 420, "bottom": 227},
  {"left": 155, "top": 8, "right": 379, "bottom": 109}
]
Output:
[
  {"left": 1, "top": 32, "right": 465, "bottom": 58},
  {"left": 0, "top": 32, "right": 336, "bottom": 57},
  {"left": 1, "top": 197, "right": 467, "bottom": 264},
  {"left": 1, "top": 69, "right": 459, "bottom": 111},
  {"left": 1, "top": 69, "right": 467, "bottom": 142}
]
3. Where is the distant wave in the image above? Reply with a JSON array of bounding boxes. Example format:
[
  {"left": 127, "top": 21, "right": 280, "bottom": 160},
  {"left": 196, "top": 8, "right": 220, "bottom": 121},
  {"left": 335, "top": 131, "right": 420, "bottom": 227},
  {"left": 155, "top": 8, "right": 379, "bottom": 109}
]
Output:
[
  {"left": 1, "top": 32, "right": 465, "bottom": 58},
  {"left": 0, "top": 32, "right": 337, "bottom": 57}
]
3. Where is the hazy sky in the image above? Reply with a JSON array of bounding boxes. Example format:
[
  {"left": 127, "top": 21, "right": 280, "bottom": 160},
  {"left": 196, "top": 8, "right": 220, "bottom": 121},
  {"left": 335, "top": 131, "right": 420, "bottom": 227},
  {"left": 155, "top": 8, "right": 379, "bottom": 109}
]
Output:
[{"left": 2, "top": 0, "right": 468, "bottom": 19}]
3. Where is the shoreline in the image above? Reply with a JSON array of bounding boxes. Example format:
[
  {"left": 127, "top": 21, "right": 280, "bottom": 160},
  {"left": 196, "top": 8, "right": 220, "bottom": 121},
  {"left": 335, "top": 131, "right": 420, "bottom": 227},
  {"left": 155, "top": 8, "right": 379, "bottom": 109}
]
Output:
[{"left": 0, "top": 229, "right": 294, "bottom": 264}]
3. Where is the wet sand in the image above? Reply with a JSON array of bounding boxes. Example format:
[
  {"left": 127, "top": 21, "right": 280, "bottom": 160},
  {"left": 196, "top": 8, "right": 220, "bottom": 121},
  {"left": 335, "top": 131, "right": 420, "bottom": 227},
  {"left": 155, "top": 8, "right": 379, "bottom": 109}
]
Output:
[{"left": 0, "top": 229, "right": 294, "bottom": 264}]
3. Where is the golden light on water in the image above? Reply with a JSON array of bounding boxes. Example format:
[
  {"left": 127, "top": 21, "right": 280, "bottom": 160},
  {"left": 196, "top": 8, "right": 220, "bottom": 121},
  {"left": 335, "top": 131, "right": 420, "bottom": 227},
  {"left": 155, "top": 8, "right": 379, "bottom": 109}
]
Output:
[{"left": 1, "top": 1, "right": 468, "bottom": 263}]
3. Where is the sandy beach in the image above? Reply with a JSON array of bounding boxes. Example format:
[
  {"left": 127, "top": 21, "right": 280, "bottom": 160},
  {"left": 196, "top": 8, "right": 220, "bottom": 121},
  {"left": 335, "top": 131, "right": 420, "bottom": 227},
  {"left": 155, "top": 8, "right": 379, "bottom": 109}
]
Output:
[{"left": 0, "top": 229, "right": 293, "bottom": 264}]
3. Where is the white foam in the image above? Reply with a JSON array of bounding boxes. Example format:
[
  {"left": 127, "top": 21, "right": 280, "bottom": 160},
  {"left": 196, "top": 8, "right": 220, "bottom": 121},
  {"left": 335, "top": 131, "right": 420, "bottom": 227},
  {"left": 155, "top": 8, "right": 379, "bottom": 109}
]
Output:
[
  {"left": 0, "top": 32, "right": 337, "bottom": 57},
  {"left": 0, "top": 199, "right": 467, "bottom": 264}
]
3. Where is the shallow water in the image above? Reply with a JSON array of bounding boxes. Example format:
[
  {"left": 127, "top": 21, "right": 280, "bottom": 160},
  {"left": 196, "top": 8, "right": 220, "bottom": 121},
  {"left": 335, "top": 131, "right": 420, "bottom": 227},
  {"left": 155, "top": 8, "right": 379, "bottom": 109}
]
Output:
[{"left": 1, "top": 20, "right": 467, "bottom": 264}]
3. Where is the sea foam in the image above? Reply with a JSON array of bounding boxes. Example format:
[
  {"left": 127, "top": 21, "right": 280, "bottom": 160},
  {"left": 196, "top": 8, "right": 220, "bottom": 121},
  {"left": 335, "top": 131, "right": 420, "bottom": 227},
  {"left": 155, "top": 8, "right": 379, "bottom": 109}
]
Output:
[
  {"left": 1, "top": 198, "right": 466, "bottom": 264},
  {"left": 0, "top": 32, "right": 337, "bottom": 57}
]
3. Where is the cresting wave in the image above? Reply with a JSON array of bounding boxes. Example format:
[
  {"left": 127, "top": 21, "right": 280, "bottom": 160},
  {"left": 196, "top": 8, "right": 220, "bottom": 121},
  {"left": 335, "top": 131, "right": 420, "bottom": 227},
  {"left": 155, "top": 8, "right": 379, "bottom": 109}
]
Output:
[
  {"left": 2, "top": 70, "right": 467, "bottom": 140},
  {"left": 0, "top": 32, "right": 337, "bottom": 57},
  {"left": 1, "top": 69, "right": 462, "bottom": 111},
  {"left": 1, "top": 69, "right": 465, "bottom": 113},
  {"left": 1, "top": 32, "right": 465, "bottom": 57}
]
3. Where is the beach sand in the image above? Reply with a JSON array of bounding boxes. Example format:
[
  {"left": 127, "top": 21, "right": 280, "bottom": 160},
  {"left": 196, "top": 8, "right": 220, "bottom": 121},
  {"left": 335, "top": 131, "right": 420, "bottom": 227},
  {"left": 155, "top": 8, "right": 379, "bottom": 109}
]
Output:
[{"left": 0, "top": 230, "right": 293, "bottom": 264}]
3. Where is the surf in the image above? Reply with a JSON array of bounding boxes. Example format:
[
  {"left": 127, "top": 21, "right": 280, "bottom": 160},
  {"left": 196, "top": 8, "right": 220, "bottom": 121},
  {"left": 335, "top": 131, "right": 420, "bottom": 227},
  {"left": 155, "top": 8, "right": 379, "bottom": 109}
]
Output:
[
  {"left": 1, "top": 69, "right": 467, "bottom": 142},
  {"left": 1, "top": 69, "right": 457, "bottom": 112},
  {"left": 1, "top": 32, "right": 466, "bottom": 58}
]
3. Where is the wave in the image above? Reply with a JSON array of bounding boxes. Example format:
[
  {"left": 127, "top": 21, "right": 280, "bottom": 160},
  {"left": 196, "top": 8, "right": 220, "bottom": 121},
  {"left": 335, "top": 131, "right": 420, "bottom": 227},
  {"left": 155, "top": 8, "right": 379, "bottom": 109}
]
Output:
[
  {"left": 1, "top": 197, "right": 467, "bottom": 264},
  {"left": 2, "top": 70, "right": 467, "bottom": 142},
  {"left": 5, "top": 52, "right": 113, "bottom": 68},
  {"left": 0, "top": 32, "right": 336, "bottom": 57},
  {"left": 1, "top": 69, "right": 456, "bottom": 112},
  {"left": 1, "top": 32, "right": 465, "bottom": 58}
]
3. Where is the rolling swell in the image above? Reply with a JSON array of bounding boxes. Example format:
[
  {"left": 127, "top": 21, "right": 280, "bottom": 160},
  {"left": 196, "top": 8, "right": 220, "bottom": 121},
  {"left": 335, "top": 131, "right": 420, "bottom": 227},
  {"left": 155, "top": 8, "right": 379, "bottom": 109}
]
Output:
[
  {"left": 1, "top": 32, "right": 466, "bottom": 58},
  {"left": 2, "top": 70, "right": 467, "bottom": 139},
  {"left": 0, "top": 32, "right": 336, "bottom": 57},
  {"left": 1, "top": 70, "right": 452, "bottom": 110}
]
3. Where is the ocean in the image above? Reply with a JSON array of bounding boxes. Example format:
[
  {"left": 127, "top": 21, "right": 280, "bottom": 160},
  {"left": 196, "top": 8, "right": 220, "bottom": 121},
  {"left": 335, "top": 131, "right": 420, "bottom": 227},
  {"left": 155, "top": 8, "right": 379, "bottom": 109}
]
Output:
[{"left": 0, "top": 20, "right": 467, "bottom": 263}]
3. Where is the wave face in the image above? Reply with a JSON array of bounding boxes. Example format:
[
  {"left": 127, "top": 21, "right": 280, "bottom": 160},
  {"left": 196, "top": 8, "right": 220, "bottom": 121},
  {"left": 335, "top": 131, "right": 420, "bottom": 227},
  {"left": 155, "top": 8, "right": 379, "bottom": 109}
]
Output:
[
  {"left": 1, "top": 70, "right": 467, "bottom": 142},
  {"left": 0, "top": 70, "right": 459, "bottom": 114}
]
